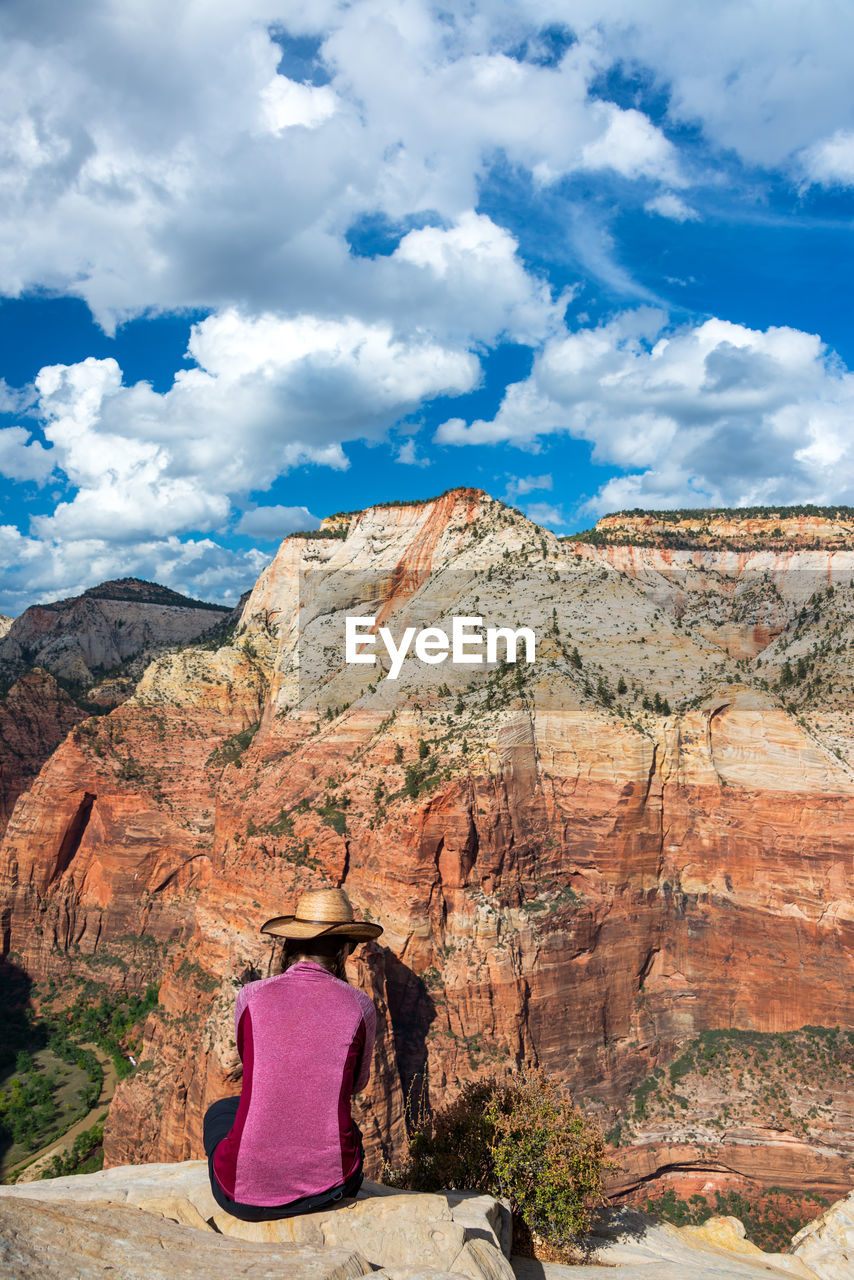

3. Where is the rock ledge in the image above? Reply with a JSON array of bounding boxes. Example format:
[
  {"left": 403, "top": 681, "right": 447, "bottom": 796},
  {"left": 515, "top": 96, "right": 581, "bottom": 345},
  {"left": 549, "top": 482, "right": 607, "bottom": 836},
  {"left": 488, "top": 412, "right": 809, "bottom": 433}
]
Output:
[{"left": 1, "top": 1161, "right": 852, "bottom": 1280}]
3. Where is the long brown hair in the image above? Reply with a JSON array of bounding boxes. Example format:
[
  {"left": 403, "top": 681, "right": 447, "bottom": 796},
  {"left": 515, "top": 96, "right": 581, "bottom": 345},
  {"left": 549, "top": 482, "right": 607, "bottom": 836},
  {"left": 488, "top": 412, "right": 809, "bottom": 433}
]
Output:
[{"left": 270, "top": 935, "right": 356, "bottom": 982}]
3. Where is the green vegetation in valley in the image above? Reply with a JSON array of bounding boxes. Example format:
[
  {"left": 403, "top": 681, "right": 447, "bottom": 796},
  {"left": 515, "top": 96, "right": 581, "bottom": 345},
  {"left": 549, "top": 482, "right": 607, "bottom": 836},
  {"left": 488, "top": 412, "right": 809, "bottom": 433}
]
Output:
[
  {"left": 257, "top": 807, "right": 294, "bottom": 837},
  {"left": 196, "top": 614, "right": 241, "bottom": 650},
  {"left": 0, "top": 967, "right": 159, "bottom": 1178},
  {"left": 605, "top": 1025, "right": 853, "bottom": 1245},
  {"left": 0, "top": 1047, "right": 97, "bottom": 1171},
  {"left": 47, "top": 984, "right": 160, "bottom": 1080},
  {"left": 315, "top": 790, "right": 349, "bottom": 835},
  {"left": 51, "top": 676, "right": 112, "bottom": 715},
  {"left": 621, "top": 1025, "right": 854, "bottom": 1134},
  {"left": 402, "top": 754, "right": 441, "bottom": 800},
  {"left": 606, "top": 1026, "right": 854, "bottom": 1250}
]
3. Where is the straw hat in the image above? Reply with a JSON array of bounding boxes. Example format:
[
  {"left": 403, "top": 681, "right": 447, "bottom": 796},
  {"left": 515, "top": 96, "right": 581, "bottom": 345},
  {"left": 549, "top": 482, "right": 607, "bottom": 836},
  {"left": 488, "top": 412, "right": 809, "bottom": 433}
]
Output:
[{"left": 260, "top": 888, "right": 383, "bottom": 942}]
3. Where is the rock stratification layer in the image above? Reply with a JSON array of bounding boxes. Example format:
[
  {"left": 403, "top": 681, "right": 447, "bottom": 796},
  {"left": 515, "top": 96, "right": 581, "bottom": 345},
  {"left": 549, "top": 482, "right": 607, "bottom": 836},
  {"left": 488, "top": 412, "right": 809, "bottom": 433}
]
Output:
[
  {"left": 0, "top": 670, "right": 84, "bottom": 836},
  {"left": 1, "top": 492, "right": 854, "bottom": 1204}
]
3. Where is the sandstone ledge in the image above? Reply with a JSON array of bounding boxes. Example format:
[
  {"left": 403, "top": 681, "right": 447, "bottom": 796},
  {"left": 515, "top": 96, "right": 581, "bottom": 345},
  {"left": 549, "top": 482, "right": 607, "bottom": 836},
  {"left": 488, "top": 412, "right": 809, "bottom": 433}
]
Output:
[
  {"left": 0, "top": 1162, "right": 852, "bottom": 1280},
  {"left": 0, "top": 1162, "right": 513, "bottom": 1280}
]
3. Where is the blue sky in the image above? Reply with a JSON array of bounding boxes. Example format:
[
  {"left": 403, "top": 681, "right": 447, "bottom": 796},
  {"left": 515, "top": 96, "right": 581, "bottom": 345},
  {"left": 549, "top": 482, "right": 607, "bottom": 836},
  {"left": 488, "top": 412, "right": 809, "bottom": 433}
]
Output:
[{"left": 2, "top": 1, "right": 854, "bottom": 614}]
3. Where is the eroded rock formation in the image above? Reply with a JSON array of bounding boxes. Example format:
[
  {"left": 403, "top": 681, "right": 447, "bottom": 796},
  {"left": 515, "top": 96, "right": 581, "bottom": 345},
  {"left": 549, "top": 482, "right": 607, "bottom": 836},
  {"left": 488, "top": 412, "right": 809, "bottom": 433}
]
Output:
[
  {"left": 0, "top": 576, "right": 231, "bottom": 685},
  {"left": 0, "top": 671, "right": 84, "bottom": 838},
  {"left": 1, "top": 491, "right": 853, "bottom": 1207}
]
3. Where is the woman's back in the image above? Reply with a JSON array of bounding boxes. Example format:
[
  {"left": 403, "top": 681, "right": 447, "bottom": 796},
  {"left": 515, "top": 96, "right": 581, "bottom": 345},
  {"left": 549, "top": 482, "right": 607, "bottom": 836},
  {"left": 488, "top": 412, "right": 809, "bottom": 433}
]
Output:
[{"left": 213, "top": 960, "right": 376, "bottom": 1207}]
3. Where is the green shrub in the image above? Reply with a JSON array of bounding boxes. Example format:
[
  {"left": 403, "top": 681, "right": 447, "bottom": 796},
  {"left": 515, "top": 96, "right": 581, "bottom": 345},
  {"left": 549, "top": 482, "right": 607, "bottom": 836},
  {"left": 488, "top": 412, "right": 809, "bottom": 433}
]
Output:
[
  {"left": 385, "top": 1071, "right": 608, "bottom": 1260},
  {"left": 316, "top": 795, "right": 347, "bottom": 835},
  {"left": 206, "top": 721, "right": 259, "bottom": 769}
]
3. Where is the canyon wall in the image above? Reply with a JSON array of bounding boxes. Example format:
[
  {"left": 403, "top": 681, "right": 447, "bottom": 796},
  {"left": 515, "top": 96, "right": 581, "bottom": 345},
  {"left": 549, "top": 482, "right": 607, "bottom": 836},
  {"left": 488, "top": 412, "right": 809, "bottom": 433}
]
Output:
[{"left": 2, "top": 490, "right": 853, "bottom": 1202}]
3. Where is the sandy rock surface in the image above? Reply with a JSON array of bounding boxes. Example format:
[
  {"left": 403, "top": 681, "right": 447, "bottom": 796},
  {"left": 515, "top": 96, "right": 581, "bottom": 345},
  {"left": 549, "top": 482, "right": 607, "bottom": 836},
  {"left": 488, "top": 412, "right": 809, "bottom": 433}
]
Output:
[
  {"left": 0, "top": 1197, "right": 369, "bottom": 1280},
  {"left": 788, "top": 1189, "right": 854, "bottom": 1279},
  {"left": 509, "top": 1197, "right": 854, "bottom": 1279},
  {"left": 0, "top": 1163, "right": 513, "bottom": 1280},
  {"left": 2, "top": 1161, "right": 854, "bottom": 1279}
]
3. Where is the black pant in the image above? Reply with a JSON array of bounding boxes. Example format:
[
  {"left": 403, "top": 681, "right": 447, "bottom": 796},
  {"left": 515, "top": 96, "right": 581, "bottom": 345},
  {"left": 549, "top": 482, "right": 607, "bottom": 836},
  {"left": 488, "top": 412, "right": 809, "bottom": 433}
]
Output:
[{"left": 203, "top": 1096, "right": 364, "bottom": 1221}]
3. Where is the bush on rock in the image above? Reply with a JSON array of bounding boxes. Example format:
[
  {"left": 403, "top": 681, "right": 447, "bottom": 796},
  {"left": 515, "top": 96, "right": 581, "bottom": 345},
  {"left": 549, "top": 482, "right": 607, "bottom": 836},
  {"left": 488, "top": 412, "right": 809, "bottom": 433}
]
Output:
[{"left": 384, "top": 1069, "right": 608, "bottom": 1260}]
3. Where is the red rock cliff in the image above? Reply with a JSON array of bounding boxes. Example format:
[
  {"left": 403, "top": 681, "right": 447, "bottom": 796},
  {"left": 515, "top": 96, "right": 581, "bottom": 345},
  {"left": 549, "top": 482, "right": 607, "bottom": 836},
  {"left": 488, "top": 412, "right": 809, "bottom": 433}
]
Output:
[{"left": 2, "top": 491, "right": 853, "bottom": 1202}]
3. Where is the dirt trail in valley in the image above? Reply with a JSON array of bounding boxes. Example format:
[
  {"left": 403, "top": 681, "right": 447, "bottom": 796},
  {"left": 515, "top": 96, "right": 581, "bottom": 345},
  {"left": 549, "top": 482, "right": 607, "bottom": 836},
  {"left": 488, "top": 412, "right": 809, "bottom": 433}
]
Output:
[{"left": 5, "top": 1045, "right": 118, "bottom": 1184}]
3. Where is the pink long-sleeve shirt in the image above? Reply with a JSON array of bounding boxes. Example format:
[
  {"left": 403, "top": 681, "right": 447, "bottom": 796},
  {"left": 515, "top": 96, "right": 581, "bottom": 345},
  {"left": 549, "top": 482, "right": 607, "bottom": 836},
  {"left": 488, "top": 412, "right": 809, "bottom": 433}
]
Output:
[{"left": 212, "top": 960, "right": 377, "bottom": 1206}]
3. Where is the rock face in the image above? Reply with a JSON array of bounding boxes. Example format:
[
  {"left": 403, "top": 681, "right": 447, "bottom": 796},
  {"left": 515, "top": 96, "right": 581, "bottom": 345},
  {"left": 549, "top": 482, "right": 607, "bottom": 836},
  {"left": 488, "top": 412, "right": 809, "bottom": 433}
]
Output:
[
  {"left": 1, "top": 491, "right": 854, "bottom": 1210},
  {"left": 0, "top": 671, "right": 84, "bottom": 837},
  {"left": 1, "top": 1161, "right": 853, "bottom": 1280},
  {"left": 0, "top": 578, "right": 234, "bottom": 840},
  {"left": 789, "top": 1191, "right": 854, "bottom": 1280},
  {"left": 0, "top": 577, "right": 230, "bottom": 685},
  {"left": 0, "top": 1198, "right": 371, "bottom": 1280}
]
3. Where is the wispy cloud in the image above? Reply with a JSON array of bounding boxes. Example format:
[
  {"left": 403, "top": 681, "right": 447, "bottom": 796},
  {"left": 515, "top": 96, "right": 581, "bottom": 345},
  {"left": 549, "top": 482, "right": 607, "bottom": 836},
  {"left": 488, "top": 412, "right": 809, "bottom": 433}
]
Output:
[
  {"left": 504, "top": 473, "right": 553, "bottom": 501},
  {"left": 644, "top": 192, "right": 700, "bottom": 222}
]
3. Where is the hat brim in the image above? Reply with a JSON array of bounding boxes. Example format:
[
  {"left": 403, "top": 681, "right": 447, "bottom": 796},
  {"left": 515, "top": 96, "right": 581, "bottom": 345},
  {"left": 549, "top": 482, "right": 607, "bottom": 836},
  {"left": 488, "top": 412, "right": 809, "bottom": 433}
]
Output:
[{"left": 260, "top": 915, "right": 383, "bottom": 941}]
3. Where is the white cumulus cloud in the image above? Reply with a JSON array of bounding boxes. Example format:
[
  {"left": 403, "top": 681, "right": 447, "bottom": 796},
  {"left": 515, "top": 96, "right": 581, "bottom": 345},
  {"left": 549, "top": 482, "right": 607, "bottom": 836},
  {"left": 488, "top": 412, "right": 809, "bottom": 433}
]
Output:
[
  {"left": 0, "top": 2, "right": 684, "bottom": 327},
  {"left": 437, "top": 310, "right": 854, "bottom": 511},
  {"left": 388, "top": 212, "right": 565, "bottom": 346},
  {"left": 260, "top": 76, "right": 338, "bottom": 132},
  {"left": 580, "top": 105, "right": 681, "bottom": 184},
  {"left": 3, "top": 1, "right": 854, "bottom": 609},
  {"left": 24, "top": 309, "right": 478, "bottom": 545},
  {"left": 565, "top": 0, "right": 854, "bottom": 170},
  {"left": 0, "top": 425, "right": 53, "bottom": 482},
  {"left": 236, "top": 505, "right": 321, "bottom": 539},
  {"left": 0, "top": 525, "right": 268, "bottom": 618},
  {"left": 0, "top": 0, "right": 850, "bottom": 334}
]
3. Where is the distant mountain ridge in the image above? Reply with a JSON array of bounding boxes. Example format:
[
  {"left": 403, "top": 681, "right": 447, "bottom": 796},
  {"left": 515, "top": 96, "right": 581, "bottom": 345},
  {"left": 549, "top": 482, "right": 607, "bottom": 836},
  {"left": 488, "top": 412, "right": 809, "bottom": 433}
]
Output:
[
  {"left": 0, "top": 577, "right": 233, "bottom": 686},
  {"left": 0, "top": 579, "right": 240, "bottom": 831},
  {"left": 570, "top": 505, "right": 854, "bottom": 550},
  {"left": 39, "top": 577, "right": 231, "bottom": 612}
]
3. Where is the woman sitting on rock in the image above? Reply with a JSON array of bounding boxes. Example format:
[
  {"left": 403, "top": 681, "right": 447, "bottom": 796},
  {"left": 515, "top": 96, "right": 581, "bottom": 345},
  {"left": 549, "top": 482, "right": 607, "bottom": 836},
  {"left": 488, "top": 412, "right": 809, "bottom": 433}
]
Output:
[{"left": 203, "top": 887, "right": 382, "bottom": 1220}]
